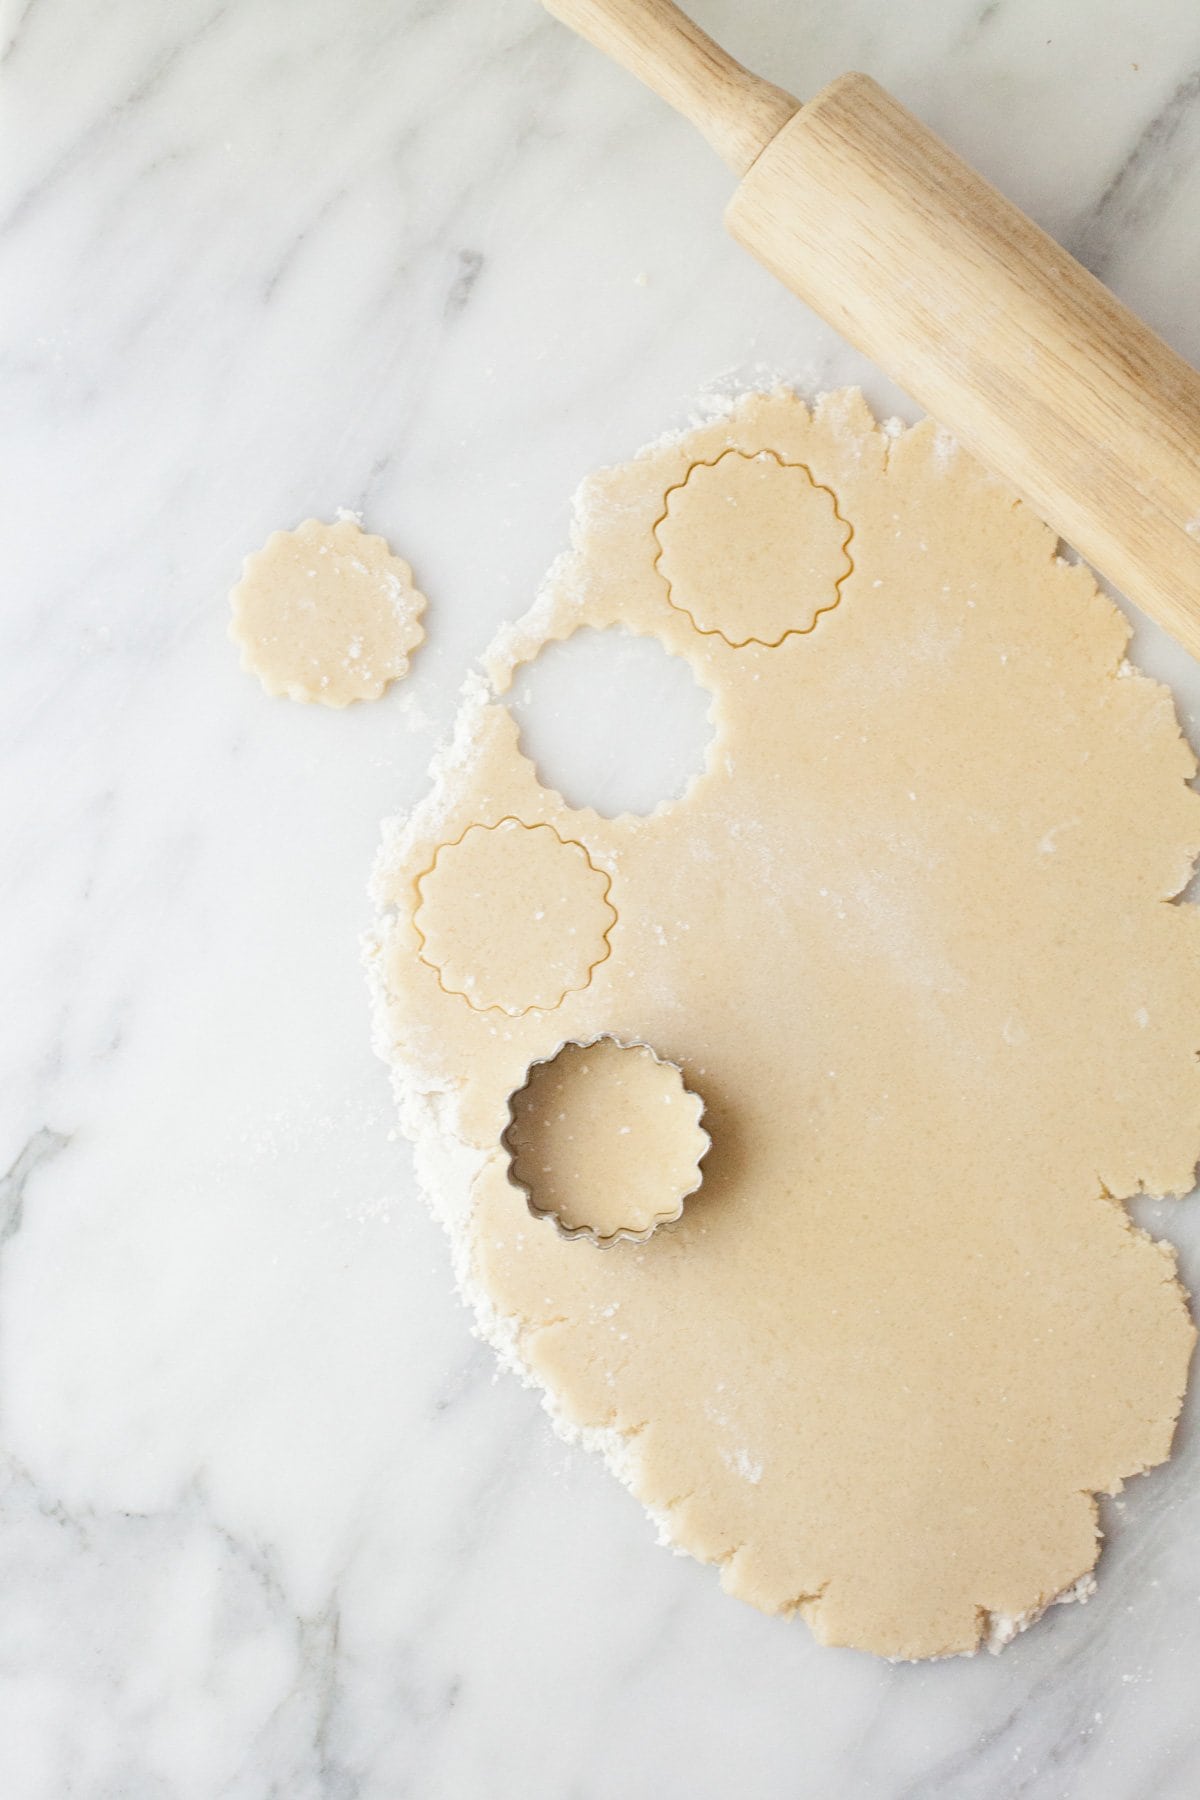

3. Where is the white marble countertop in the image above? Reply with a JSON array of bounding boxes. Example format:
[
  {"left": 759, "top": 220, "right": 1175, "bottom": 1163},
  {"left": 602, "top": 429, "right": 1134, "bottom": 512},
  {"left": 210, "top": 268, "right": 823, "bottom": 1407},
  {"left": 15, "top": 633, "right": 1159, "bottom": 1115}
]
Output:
[{"left": 6, "top": 0, "right": 1200, "bottom": 1794}]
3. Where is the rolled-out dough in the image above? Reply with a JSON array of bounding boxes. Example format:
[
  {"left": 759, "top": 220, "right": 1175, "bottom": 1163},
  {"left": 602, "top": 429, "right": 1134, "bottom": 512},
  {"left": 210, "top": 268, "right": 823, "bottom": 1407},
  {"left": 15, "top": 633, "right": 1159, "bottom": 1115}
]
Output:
[
  {"left": 367, "top": 390, "right": 1200, "bottom": 1660},
  {"left": 230, "top": 516, "right": 425, "bottom": 706}
]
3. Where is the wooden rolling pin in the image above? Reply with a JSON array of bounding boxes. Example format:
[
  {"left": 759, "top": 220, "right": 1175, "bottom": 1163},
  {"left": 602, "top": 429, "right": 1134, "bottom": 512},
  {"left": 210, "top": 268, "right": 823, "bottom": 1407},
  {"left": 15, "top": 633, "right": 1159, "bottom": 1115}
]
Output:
[{"left": 543, "top": 0, "right": 1200, "bottom": 658}]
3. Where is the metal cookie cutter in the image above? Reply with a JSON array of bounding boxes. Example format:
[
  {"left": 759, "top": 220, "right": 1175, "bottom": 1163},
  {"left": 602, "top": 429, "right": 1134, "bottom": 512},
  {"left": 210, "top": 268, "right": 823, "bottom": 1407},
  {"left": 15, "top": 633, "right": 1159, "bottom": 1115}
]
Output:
[{"left": 501, "top": 1035, "right": 710, "bottom": 1248}]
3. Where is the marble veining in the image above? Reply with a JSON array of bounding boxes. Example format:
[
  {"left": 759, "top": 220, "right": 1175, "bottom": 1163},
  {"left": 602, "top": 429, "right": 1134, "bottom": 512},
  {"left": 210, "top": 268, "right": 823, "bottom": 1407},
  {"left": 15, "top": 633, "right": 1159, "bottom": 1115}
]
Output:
[{"left": 4, "top": 0, "right": 1200, "bottom": 1794}]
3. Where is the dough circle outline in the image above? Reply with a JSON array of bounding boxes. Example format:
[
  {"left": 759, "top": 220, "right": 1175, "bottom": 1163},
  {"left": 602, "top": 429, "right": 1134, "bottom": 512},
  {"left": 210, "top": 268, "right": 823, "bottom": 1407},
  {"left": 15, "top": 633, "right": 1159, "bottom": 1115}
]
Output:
[
  {"left": 413, "top": 817, "right": 617, "bottom": 1016},
  {"left": 653, "top": 448, "right": 854, "bottom": 648}
]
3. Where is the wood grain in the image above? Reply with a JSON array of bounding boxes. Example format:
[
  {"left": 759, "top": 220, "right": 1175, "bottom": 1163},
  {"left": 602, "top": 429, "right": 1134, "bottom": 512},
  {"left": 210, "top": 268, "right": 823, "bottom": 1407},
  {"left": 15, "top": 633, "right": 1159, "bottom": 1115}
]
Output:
[{"left": 727, "top": 73, "right": 1200, "bottom": 656}]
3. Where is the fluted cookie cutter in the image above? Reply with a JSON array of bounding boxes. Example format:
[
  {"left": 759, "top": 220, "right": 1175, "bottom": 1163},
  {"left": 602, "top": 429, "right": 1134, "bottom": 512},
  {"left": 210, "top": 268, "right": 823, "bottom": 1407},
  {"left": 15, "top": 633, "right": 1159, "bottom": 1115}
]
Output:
[{"left": 501, "top": 1035, "right": 710, "bottom": 1247}]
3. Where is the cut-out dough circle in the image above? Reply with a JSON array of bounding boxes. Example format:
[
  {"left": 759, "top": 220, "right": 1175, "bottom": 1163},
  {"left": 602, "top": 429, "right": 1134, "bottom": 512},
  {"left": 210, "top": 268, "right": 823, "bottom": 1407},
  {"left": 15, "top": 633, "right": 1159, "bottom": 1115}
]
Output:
[
  {"left": 654, "top": 448, "right": 853, "bottom": 646},
  {"left": 369, "top": 389, "right": 1200, "bottom": 1661},
  {"left": 414, "top": 818, "right": 616, "bottom": 1015},
  {"left": 230, "top": 516, "right": 425, "bottom": 706}
]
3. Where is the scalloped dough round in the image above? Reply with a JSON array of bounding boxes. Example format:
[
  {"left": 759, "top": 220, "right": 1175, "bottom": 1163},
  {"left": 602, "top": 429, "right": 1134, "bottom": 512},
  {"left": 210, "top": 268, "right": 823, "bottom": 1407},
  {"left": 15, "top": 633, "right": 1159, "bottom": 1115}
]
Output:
[
  {"left": 414, "top": 819, "right": 616, "bottom": 1016},
  {"left": 230, "top": 516, "right": 425, "bottom": 706},
  {"left": 655, "top": 448, "right": 852, "bottom": 644},
  {"left": 367, "top": 390, "right": 1200, "bottom": 1660}
]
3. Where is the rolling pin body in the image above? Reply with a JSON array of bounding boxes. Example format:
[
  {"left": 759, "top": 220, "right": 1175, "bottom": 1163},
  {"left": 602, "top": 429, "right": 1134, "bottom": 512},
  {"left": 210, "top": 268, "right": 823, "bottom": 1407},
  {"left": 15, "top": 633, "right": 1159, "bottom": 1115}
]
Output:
[
  {"left": 544, "top": 0, "right": 1200, "bottom": 657},
  {"left": 728, "top": 74, "right": 1200, "bottom": 657}
]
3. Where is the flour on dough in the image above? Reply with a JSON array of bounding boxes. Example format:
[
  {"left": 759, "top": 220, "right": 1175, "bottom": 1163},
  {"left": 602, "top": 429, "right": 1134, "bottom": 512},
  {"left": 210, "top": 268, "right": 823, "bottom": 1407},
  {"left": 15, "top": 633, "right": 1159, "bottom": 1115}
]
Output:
[
  {"left": 367, "top": 389, "right": 1200, "bottom": 1660},
  {"left": 230, "top": 516, "right": 425, "bottom": 706}
]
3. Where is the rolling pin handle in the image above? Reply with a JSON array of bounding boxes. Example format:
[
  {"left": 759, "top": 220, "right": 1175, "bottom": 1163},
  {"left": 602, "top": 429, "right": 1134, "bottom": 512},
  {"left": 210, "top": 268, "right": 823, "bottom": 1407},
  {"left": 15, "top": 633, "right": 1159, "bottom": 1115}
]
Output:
[{"left": 542, "top": 0, "right": 800, "bottom": 175}]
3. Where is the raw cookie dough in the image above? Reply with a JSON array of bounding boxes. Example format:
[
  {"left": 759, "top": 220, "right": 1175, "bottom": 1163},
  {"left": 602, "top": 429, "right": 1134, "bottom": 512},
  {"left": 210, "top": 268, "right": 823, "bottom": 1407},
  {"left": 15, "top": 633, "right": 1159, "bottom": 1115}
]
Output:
[
  {"left": 504, "top": 1038, "right": 709, "bottom": 1243},
  {"left": 230, "top": 516, "right": 425, "bottom": 705},
  {"left": 367, "top": 390, "right": 1200, "bottom": 1660},
  {"left": 415, "top": 819, "right": 616, "bottom": 1015},
  {"left": 655, "top": 448, "right": 852, "bottom": 644}
]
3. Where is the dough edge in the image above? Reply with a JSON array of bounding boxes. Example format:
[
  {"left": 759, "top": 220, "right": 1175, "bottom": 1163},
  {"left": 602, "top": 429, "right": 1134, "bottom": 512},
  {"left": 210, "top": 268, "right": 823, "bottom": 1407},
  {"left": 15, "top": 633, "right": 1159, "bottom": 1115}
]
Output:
[{"left": 364, "top": 385, "right": 1198, "bottom": 1661}]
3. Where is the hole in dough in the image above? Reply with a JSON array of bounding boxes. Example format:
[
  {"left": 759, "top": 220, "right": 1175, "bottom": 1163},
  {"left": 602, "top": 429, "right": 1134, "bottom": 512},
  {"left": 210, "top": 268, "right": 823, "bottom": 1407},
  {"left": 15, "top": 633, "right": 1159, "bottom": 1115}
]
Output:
[{"left": 509, "top": 627, "right": 714, "bottom": 818}]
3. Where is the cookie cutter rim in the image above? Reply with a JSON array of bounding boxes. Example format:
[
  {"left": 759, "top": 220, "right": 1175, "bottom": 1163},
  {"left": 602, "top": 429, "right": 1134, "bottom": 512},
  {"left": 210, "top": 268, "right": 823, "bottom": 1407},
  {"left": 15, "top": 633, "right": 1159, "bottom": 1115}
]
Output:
[{"left": 501, "top": 1034, "right": 710, "bottom": 1248}]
